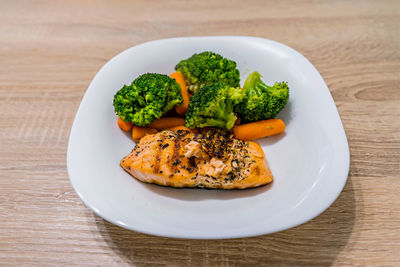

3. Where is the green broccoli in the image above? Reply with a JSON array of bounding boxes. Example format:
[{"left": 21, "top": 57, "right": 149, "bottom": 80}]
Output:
[
  {"left": 185, "top": 83, "right": 242, "bottom": 130},
  {"left": 175, "top": 51, "right": 240, "bottom": 93},
  {"left": 235, "top": 71, "right": 289, "bottom": 123},
  {"left": 113, "top": 73, "right": 183, "bottom": 126}
]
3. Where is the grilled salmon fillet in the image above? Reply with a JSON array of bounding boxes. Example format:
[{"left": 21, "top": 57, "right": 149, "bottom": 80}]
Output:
[{"left": 121, "top": 129, "right": 273, "bottom": 189}]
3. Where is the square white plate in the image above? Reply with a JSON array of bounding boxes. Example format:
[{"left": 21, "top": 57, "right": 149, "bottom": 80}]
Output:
[{"left": 67, "top": 36, "right": 350, "bottom": 239}]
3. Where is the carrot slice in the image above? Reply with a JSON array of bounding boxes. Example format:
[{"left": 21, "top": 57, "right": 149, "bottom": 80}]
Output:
[
  {"left": 232, "top": 119, "right": 285, "bottom": 141},
  {"left": 148, "top": 117, "right": 185, "bottom": 130},
  {"left": 168, "top": 126, "right": 198, "bottom": 134},
  {"left": 170, "top": 72, "right": 190, "bottom": 115},
  {"left": 131, "top": 126, "right": 158, "bottom": 142},
  {"left": 117, "top": 117, "right": 133, "bottom": 131}
]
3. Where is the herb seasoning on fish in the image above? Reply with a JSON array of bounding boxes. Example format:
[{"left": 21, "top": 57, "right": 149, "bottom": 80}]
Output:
[{"left": 120, "top": 129, "right": 273, "bottom": 189}]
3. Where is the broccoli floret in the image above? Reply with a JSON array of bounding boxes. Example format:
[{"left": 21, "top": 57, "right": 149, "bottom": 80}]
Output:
[
  {"left": 175, "top": 51, "right": 240, "bottom": 93},
  {"left": 113, "top": 73, "right": 183, "bottom": 126},
  {"left": 185, "top": 83, "right": 241, "bottom": 130},
  {"left": 235, "top": 71, "right": 289, "bottom": 123}
]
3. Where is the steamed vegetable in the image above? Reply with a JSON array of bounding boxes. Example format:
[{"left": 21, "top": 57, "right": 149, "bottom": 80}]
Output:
[
  {"left": 113, "top": 73, "right": 183, "bottom": 126},
  {"left": 131, "top": 126, "right": 158, "bottom": 142},
  {"left": 232, "top": 119, "right": 285, "bottom": 141},
  {"left": 170, "top": 72, "right": 190, "bottom": 115},
  {"left": 235, "top": 71, "right": 289, "bottom": 123},
  {"left": 185, "top": 83, "right": 242, "bottom": 130},
  {"left": 148, "top": 117, "right": 185, "bottom": 130},
  {"left": 175, "top": 51, "right": 240, "bottom": 93},
  {"left": 117, "top": 117, "right": 133, "bottom": 131}
]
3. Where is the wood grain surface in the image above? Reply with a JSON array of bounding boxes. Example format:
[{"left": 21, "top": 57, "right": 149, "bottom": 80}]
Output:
[{"left": 1, "top": 0, "right": 399, "bottom": 266}]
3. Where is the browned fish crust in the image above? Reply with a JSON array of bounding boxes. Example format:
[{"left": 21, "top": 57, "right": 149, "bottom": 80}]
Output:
[{"left": 121, "top": 129, "right": 273, "bottom": 189}]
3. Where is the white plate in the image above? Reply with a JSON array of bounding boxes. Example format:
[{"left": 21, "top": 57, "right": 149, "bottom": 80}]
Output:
[{"left": 67, "top": 36, "right": 350, "bottom": 239}]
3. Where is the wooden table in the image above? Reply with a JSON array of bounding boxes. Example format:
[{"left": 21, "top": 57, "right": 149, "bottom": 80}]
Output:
[{"left": 1, "top": 0, "right": 399, "bottom": 265}]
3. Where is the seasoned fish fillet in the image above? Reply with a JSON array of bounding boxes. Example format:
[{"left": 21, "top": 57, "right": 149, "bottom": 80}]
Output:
[{"left": 121, "top": 129, "right": 273, "bottom": 189}]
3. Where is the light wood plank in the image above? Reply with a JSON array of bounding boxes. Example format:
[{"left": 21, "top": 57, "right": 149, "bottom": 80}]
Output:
[{"left": 0, "top": 0, "right": 399, "bottom": 265}]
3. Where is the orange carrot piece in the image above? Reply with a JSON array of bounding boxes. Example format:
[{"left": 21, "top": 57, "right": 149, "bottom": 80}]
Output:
[
  {"left": 117, "top": 117, "right": 133, "bottom": 131},
  {"left": 131, "top": 126, "right": 158, "bottom": 142},
  {"left": 171, "top": 72, "right": 190, "bottom": 115},
  {"left": 148, "top": 117, "right": 185, "bottom": 130},
  {"left": 232, "top": 119, "right": 285, "bottom": 141},
  {"left": 168, "top": 126, "right": 198, "bottom": 134}
]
